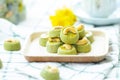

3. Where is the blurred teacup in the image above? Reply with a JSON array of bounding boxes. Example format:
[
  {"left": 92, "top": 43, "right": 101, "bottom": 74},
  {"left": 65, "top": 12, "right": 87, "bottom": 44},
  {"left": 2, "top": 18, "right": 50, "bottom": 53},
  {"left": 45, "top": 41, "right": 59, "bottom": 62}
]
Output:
[{"left": 81, "top": 0, "right": 117, "bottom": 18}]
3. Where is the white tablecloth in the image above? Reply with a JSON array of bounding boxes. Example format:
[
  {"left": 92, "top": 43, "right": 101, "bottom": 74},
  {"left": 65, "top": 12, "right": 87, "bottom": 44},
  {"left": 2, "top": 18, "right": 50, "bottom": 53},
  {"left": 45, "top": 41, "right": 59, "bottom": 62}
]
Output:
[{"left": 0, "top": 0, "right": 120, "bottom": 80}]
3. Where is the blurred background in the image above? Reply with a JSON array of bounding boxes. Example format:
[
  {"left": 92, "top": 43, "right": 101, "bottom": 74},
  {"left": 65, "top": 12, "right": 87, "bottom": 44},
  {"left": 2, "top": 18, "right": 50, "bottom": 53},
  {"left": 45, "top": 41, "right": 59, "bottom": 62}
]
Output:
[
  {"left": 0, "top": 0, "right": 80, "bottom": 27},
  {"left": 0, "top": 0, "right": 120, "bottom": 28}
]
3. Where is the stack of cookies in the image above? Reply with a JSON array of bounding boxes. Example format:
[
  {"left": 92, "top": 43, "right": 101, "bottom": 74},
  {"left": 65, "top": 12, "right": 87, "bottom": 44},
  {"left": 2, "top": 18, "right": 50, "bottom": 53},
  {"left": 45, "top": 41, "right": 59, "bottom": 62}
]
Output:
[{"left": 39, "top": 24, "right": 94, "bottom": 55}]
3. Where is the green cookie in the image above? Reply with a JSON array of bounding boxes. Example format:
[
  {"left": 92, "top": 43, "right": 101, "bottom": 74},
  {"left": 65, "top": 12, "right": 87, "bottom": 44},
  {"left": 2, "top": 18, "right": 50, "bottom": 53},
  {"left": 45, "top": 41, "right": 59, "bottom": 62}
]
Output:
[
  {"left": 40, "top": 65, "right": 60, "bottom": 80},
  {"left": 76, "top": 42, "right": 91, "bottom": 53},
  {"left": 58, "top": 44, "right": 77, "bottom": 55},
  {"left": 0, "top": 59, "right": 2, "bottom": 69},
  {"left": 76, "top": 24, "right": 86, "bottom": 39},
  {"left": 48, "top": 26, "right": 63, "bottom": 37},
  {"left": 4, "top": 39, "right": 21, "bottom": 51},
  {"left": 39, "top": 33, "right": 48, "bottom": 47},
  {"left": 46, "top": 38, "right": 63, "bottom": 53},
  {"left": 76, "top": 37, "right": 91, "bottom": 53},
  {"left": 85, "top": 31, "right": 94, "bottom": 43},
  {"left": 60, "top": 27, "right": 79, "bottom": 44}
]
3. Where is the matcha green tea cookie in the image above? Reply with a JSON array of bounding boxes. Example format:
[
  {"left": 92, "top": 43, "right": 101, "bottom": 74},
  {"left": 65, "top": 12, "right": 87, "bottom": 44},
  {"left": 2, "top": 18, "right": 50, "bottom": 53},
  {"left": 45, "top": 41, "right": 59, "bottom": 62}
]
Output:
[
  {"left": 76, "top": 24, "right": 85, "bottom": 39},
  {"left": 40, "top": 65, "right": 60, "bottom": 80},
  {"left": 39, "top": 33, "right": 48, "bottom": 47},
  {"left": 48, "top": 26, "right": 63, "bottom": 37},
  {"left": 0, "top": 59, "right": 2, "bottom": 69},
  {"left": 76, "top": 37, "right": 91, "bottom": 53},
  {"left": 46, "top": 37, "right": 63, "bottom": 53},
  {"left": 4, "top": 39, "right": 21, "bottom": 51},
  {"left": 58, "top": 44, "right": 77, "bottom": 55},
  {"left": 85, "top": 31, "right": 94, "bottom": 43},
  {"left": 60, "top": 27, "right": 79, "bottom": 44}
]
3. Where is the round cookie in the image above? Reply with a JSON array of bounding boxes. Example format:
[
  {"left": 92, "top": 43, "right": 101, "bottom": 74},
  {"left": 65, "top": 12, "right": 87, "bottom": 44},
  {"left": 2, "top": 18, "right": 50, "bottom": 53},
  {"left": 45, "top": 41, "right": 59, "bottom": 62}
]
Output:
[
  {"left": 46, "top": 37, "right": 63, "bottom": 53},
  {"left": 0, "top": 59, "right": 2, "bottom": 69},
  {"left": 76, "top": 24, "right": 85, "bottom": 39},
  {"left": 48, "top": 26, "right": 63, "bottom": 37},
  {"left": 4, "top": 38, "right": 21, "bottom": 51},
  {"left": 40, "top": 65, "right": 60, "bottom": 80},
  {"left": 39, "top": 33, "right": 48, "bottom": 47},
  {"left": 58, "top": 44, "right": 77, "bottom": 55},
  {"left": 85, "top": 31, "right": 94, "bottom": 43},
  {"left": 60, "top": 27, "right": 79, "bottom": 44},
  {"left": 76, "top": 37, "right": 91, "bottom": 53}
]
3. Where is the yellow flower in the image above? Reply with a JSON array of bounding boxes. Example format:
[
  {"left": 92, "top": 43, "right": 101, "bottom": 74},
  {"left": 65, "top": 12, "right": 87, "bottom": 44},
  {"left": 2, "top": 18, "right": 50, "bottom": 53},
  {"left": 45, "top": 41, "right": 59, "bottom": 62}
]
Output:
[{"left": 50, "top": 7, "right": 77, "bottom": 27}]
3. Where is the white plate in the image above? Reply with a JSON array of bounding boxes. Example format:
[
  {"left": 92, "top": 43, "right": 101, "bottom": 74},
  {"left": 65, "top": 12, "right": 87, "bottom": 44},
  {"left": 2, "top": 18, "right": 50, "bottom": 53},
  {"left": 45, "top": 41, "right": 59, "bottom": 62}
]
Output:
[
  {"left": 22, "top": 29, "right": 109, "bottom": 62},
  {"left": 75, "top": 7, "right": 120, "bottom": 25}
]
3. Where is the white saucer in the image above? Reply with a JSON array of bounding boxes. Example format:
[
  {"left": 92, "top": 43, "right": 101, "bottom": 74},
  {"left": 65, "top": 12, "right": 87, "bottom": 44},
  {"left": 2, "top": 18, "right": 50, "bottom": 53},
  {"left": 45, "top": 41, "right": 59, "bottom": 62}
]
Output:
[{"left": 75, "top": 7, "right": 120, "bottom": 25}]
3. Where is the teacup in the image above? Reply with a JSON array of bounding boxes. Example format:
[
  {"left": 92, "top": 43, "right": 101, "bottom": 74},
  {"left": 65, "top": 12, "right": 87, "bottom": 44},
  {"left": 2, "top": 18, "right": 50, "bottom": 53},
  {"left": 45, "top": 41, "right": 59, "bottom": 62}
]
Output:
[{"left": 81, "top": 0, "right": 117, "bottom": 18}]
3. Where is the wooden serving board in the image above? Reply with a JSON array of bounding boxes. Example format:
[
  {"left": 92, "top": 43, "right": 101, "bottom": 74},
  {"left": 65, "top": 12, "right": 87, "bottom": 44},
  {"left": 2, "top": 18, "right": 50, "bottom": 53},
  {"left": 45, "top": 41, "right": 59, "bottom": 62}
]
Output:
[{"left": 21, "top": 29, "right": 109, "bottom": 62}]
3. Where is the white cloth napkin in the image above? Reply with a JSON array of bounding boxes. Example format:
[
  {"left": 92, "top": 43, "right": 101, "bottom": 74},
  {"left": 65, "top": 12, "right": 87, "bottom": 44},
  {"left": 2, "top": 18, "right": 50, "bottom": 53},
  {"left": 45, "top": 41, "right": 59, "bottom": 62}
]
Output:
[
  {"left": 0, "top": 19, "right": 119, "bottom": 80},
  {"left": 15, "top": 26, "right": 119, "bottom": 80}
]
